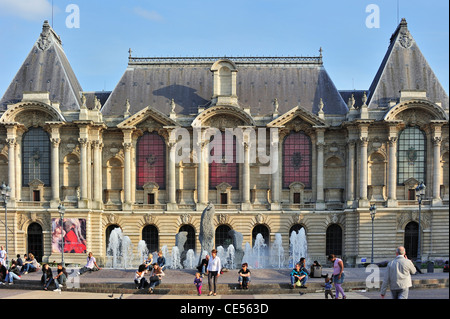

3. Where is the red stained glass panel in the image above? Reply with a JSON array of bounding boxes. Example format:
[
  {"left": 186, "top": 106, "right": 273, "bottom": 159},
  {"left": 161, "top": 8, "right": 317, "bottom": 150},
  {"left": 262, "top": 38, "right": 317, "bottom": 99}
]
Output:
[
  {"left": 283, "top": 131, "right": 312, "bottom": 188},
  {"left": 136, "top": 132, "right": 166, "bottom": 189},
  {"left": 209, "top": 134, "right": 238, "bottom": 189}
]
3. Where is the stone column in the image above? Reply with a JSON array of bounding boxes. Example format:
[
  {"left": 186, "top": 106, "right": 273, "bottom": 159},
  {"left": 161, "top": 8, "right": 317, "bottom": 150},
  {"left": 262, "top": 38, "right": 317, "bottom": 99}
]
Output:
[
  {"left": 241, "top": 141, "right": 251, "bottom": 210},
  {"left": 92, "top": 141, "right": 103, "bottom": 208},
  {"left": 315, "top": 128, "right": 326, "bottom": 210},
  {"left": 197, "top": 140, "right": 207, "bottom": 209},
  {"left": 14, "top": 133, "right": 22, "bottom": 202},
  {"left": 6, "top": 138, "right": 16, "bottom": 201},
  {"left": 167, "top": 141, "right": 177, "bottom": 210},
  {"left": 50, "top": 137, "right": 61, "bottom": 206},
  {"left": 316, "top": 142, "right": 325, "bottom": 205},
  {"left": 123, "top": 142, "right": 132, "bottom": 206},
  {"left": 359, "top": 137, "right": 369, "bottom": 206},
  {"left": 346, "top": 139, "right": 356, "bottom": 206},
  {"left": 78, "top": 138, "right": 88, "bottom": 204},
  {"left": 432, "top": 136, "right": 442, "bottom": 206},
  {"left": 270, "top": 134, "right": 281, "bottom": 211},
  {"left": 387, "top": 137, "right": 398, "bottom": 207},
  {"left": 122, "top": 128, "right": 134, "bottom": 210}
]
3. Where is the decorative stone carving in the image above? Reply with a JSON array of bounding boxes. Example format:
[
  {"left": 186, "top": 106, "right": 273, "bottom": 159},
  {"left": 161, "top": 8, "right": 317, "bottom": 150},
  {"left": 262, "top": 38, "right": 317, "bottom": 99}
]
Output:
[
  {"left": 255, "top": 213, "right": 265, "bottom": 224},
  {"left": 292, "top": 213, "right": 305, "bottom": 225},
  {"left": 205, "top": 114, "right": 244, "bottom": 129},
  {"left": 14, "top": 110, "right": 53, "bottom": 128},
  {"left": 217, "top": 213, "right": 229, "bottom": 225},
  {"left": 180, "top": 213, "right": 192, "bottom": 225},
  {"left": 399, "top": 29, "right": 413, "bottom": 49},
  {"left": 143, "top": 214, "right": 155, "bottom": 225},
  {"left": 37, "top": 21, "right": 52, "bottom": 51}
]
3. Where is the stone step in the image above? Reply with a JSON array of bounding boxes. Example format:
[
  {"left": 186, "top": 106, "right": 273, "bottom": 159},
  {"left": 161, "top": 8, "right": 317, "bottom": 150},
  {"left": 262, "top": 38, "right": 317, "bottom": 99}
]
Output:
[{"left": 5, "top": 278, "right": 448, "bottom": 295}]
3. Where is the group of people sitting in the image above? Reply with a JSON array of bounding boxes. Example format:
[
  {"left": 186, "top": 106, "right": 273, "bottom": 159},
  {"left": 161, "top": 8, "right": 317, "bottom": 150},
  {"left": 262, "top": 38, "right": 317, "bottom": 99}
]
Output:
[
  {"left": 133, "top": 251, "right": 166, "bottom": 293},
  {"left": 0, "top": 251, "right": 102, "bottom": 291},
  {"left": 0, "top": 253, "right": 42, "bottom": 285}
]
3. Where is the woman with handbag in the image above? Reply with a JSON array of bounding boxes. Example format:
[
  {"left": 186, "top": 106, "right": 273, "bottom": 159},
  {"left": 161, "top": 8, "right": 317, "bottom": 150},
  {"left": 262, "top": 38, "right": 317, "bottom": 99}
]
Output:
[{"left": 148, "top": 263, "right": 164, "bottom": 294}]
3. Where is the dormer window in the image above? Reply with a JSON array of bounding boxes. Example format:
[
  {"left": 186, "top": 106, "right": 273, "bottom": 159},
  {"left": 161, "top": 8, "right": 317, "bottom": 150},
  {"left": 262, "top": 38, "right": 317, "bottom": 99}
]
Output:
[
  {"left": 218, "top": 66, "right": 232, "bottom": 96},
  {"left": 211, "top": 59, "right": 238, "bottom": 106}
]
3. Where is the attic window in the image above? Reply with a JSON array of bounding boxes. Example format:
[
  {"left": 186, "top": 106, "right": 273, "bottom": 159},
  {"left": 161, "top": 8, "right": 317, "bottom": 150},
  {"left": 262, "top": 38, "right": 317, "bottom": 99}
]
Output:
[
  {"left": 210, "top": 59, "right": 238, "bottom": 105},
  {"left": 218, "top": 66, "right": 232, "bottom": 96}
]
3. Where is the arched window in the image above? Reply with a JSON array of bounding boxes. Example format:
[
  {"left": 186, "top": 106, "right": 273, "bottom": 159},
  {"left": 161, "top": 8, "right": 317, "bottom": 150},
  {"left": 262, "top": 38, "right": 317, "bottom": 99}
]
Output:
[
  {"left": 22, "top": 127, "right": 51, "bottom": 186},
  {"left": 252, "top": 224, "right": 270, "bottom": 248},
  {"left": 404, "top": 222, "right": 419, "bottom": 260},
  {"left": 209, "top": 133, "right": 238, "bottom": 189},
  {"left": 397, "top": 127, "right": 426, "bottom": 184},
  {"left": 27, "top": 223, "right": 43, "bottom": 262},
  {"left": 105, "top": 225, "right": 120, "bottom": 250},
  {"left": 289, "top": 224, "right": 304, "bottom": 237},
  {"left": 215, "top": 225, "right": 232, "bottom": 248},
  {"left": 179, "top": 225, "right": 196, "bottom": 252},
  {"left": 219, "top": 66, "right": 232, "bottom": 96},
  {"left": 142, "top": 225, "right": 159, "bottom": 253},
  {"left": 137, "top": 132, "right": 166, "bottom": 189},
  {"left": 283, "top": 131, "right": 312, "bottom": 189},
  {"left": 326, "top": 224, "right": 342, "bottom": 256}
]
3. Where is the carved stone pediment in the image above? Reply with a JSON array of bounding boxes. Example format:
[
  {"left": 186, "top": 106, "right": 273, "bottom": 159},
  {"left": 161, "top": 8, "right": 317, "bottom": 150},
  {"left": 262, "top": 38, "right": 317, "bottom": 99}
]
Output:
[
  {"left": 28, "top": 179, "right": 45, "bottom": 187},
  {"left": 403, "top": 177, "right": 419, "bottom": 189},
  {"left": 143, "top": 182, "right": 160, "bottom": 192},
  {"left": 117, "top": 106, "right": 179, "bottom": 130},
  {"left": 216, "top": 182, "right": 232, "bottom": 192}
]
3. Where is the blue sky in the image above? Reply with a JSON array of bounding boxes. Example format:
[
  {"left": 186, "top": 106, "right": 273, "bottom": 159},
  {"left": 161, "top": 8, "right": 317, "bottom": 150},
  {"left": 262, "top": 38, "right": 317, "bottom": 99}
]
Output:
[{"left": 0, "top": 0, "right": 448, "bottom": 95}]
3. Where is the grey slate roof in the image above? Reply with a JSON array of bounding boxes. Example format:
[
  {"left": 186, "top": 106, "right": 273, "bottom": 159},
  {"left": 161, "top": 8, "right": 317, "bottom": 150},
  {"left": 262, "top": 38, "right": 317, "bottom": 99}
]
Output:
[
  {"left": 367, "top": 19, "right": 449, "bottom": 110},
  {"left": 101, "top": 57, "right": 349, "bottom": 117},
  {"left": 0, "top": 21, "right": 83, "bottom": 111}
]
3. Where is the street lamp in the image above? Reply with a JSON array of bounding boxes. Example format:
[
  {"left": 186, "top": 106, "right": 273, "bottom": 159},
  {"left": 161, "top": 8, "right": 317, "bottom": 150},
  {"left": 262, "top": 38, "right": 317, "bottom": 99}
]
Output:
[
  {"left": 58, "top": 204, "right": 66, "bottom": 267},
  {"left": 415, "top": 181, "right": 426, "bottom": 268},
  {"left": 369, "top": 204, "right": 377, "bottom": 264},
  {"left": 1, "top": 182, "right": 11, "bottom": 266}
]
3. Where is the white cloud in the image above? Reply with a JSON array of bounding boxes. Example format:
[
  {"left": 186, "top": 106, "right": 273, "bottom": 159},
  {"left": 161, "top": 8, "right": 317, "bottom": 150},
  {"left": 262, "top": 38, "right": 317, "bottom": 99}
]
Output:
[
  {"left": 0, "top": 0, "right": 53, "bottom": 21},
  {"left": 133, "top": 7, "right": 163, "bottom": 22}
]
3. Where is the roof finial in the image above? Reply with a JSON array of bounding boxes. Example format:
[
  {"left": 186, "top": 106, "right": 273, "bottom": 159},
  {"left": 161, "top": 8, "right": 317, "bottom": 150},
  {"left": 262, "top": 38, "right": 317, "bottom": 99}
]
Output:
[
  {"left": 318, "top": 98, "right": 324, "bottom": 112},
  {"left": 348, "top": 94, "right": 356, "bottom": 110},
  {"left": 362, "top": 92, "right": 367, "bottom": 106},
  {"left": 171, "top": 98, "right": 176, "bottom": 113},
  {"left": 273, "top": 98, "right": 279, "bottom": 114},
  {"left": 128, "top": 48, "right": 133, "bottom": 59},
  {"left": 319, "top": 47, "right": 323, "bottom": 57}
]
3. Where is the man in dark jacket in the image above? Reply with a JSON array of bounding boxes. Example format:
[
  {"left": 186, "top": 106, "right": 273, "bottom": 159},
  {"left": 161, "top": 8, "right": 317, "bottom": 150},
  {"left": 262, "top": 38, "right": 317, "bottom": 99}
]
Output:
[{"left": 298, "top": 257, "right": 310, "bottom": 288}]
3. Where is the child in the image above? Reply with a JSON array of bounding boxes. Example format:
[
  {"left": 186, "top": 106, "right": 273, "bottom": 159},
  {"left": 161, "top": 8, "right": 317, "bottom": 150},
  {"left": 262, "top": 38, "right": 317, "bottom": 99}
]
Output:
[
  {"left": 144, "top": 253, "right": 153, "bottom": 271},
  {"left": 157, "top": 251, "right": 166, "bottom": 271},
  {"left": 323, "top": 274, "right": 334, "bottom": 299},
  {"left": 194, "top": 272, "right": 203, "bottom": 296}
]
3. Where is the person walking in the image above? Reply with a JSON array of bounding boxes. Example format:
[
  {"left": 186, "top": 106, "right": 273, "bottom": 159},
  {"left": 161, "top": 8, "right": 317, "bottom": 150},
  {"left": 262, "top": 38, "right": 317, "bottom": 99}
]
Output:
[
  {"left": 380, "top": 246, "right": 416, "bottom": 299},
  {"left": 328, "top": 254, "right": 346, "bottom": 299},
  {"left": 206, "top": 249, "right": 221, "bottom": 296}
]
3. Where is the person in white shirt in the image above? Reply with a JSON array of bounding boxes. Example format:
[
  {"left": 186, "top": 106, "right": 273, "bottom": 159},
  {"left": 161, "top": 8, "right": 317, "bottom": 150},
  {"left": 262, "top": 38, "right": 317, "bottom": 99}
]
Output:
[
  {"left": 78, "top": 252, "right": 101, "bottom": 275},
  {"left": 0, "top": 246, "right": 6, "bottom": 267},
  {"left": 206, "top": 249, "right": 221, "bottom": 296}
]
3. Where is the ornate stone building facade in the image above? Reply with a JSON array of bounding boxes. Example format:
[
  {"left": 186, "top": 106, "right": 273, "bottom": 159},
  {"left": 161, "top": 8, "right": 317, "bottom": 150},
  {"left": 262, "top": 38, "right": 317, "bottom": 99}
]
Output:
[{"left": 0, "top": 19, "right": 448, "bottom": 266}]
